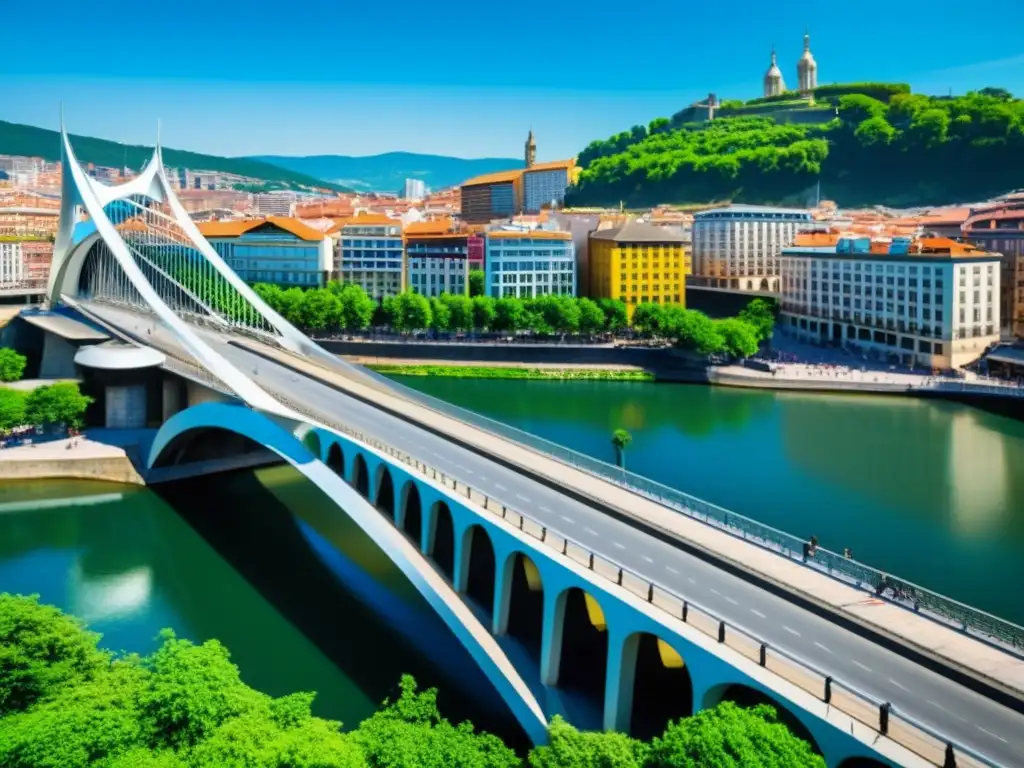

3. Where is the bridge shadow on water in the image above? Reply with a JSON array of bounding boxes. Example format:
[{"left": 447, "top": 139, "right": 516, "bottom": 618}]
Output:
[{"left": 155, "top": 464, "right": 531, "bottom": 751}]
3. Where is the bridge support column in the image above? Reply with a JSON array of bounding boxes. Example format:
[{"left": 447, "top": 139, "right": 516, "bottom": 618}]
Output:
[
  {"left": 540, "top": 588, "right": 567, "bottom": 686},
  {"left": 493, "top": 551, "right": 515, "bottom": 636},
  {"left": 454, "top": 527, "right": 471, "bottom": 594},
  {"left": 603, "top": 628, "right": 636, "bottom": 733}
]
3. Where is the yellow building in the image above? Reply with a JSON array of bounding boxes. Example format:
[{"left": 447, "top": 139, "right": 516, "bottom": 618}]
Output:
[{"left": 588, "top": 221, "right": 689, "bottom": 316}]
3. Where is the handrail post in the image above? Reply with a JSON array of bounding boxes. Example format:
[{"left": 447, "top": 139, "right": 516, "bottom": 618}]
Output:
[
  {"left": 682, "top": 601, "right": 688, "bottom": 622},
  {"left": 943, "top": 742, "right": 956, "bottom": 768},
  {"left": 562, "top": 539, "right": 568, "bottom": 555},
  {"left": 588, "top": 552, "right": 594, "bottom": 570},
  {"left": 879, "top": 702, "right": 891, "bottom": 735},
  {"left": 647, "top": 584, "right": 654, "bottom": 603},
  {"left": 823, "top": 676, "right": 832, "bottom": 704},
  {"left": 759, "top": 642, "right": 767, "bottom": 667},
  {"left": 717, "top": 621, "right": 726, "bottom": 643}
]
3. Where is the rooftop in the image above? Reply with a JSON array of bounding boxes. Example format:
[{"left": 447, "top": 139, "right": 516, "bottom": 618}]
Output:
[
  {"left": 589, "top": 220, "right": 688, "bottom": 244},
  {"left": 524, "top": 159, "right": 576, "bottom": 173},
  {"left": 787, "top": 231, "right": 997, "bottom": 258},
  {"left": 695, "top": 204, "right": 812, "bottom": 218},
  {"left": 196, "top": 216, "right": 326, "bottom": 242},
  {"left": 326, "top": 212, "right": 401, "bottom": 233},
  {"left": 461, "top": 169, "right": 523, "bottom": 187},
  {"left": 486, "top": 230, "right": 572, "bottom": 241}
]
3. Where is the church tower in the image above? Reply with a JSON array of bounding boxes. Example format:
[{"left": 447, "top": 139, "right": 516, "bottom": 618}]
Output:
[
  {"left": 763, "top": 47, "right": 785, "bottom": 98},
  {"left": 797, "top": 30, "right": 818, "bottom": 95},
  {"left": 525, "top": 129, "right": 536, "bottom": 168}
]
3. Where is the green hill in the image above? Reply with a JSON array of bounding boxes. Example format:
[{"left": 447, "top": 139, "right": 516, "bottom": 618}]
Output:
[
  {"left": 567, "top": 85, "right": 1024, "bottom": 208},
  {"left": 0, "top": 120, "right": 349, "bottom": 192}
]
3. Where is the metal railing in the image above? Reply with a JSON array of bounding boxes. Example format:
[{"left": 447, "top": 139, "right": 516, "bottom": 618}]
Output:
[
  {"left": 281, "top": 393, "right": 999, "bottom": 768},
  {"left": 360, "top": 368, "right": 1024, "bottom": 655}
]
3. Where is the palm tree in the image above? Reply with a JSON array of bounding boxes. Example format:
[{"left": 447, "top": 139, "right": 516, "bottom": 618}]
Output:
[{"left": 611, "top": 428, "right": 632, "bottom": 469}]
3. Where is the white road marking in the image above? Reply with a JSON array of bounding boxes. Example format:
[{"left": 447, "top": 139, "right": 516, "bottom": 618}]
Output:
[
  {"left": 724, "top": 596, "right": 739, "bottom": 606},
  {"left": 852, "top": 660, "right": 872, "bottom": 672},
  {"left": 783, "top": 626, "right": 800, "bottom": 636},
  {"left": 584, "top": 527, "right": 598, "bottom": 535},
  {"left": 926, "top": 700, "right": 946, "bottom": 712},
  {"left": 642, "top": 555, "right": 653, "bottom": 563},
  {"left": 561, "top": 515, "right": 575, "bottom": 523},
  {"left": 976, "top": 727, "right": 1008, "bottom": 744},
  {"left": 495, "top": 483, "right": 508, "bottom": 491},
  {"left": 612, "top": 541, "right": 626, "bottom": 549},
  {"left": 432, "top": 452, "right": 442, "bottom": 458},
  {"left": 750, "top": 609, "right": 766, "bottom": 619},
  {"left": 665, "top": 566, "right": 679, "bottom": 574},
  {"left": 687, "top": 577, "right": 696, "bottom": 584},
  {"left": 888, "top": 678, "right": 907, "bottom": 691},
  {"left": 516, "top": 494, "right": 530, "bottom": 502},
  {"left": 710, "top": 588, "right": 721, "bottom": 595},
  {"left": 813, "top": 641, "right": 832, "bottom": 654},
  {"left": 539, "top": 505, "right": 552, "bottom": 513},
  {"left": 455, "top": 463, "right": 467, "bottom": 470}
]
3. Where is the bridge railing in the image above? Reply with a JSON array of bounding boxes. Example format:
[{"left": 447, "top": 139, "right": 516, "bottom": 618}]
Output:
[
  {"left": 289, "top": 402, "right": 997, "bottom": 768},
  {"left": 361, "top": 369, "right": 1024, "bottom": 655}
]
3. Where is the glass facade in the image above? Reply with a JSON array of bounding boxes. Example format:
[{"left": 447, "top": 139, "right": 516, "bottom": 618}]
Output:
[
  {"left": 523, "top": 168, "right": 570, "bottom": 213},
  {"left": 484, "top": 235, "right": 576, "bottom": 299},
  {"left": 337, "top": 224, "right": 405, "bottom": 300},
  {"left": 210, "top": 232, "right": 325, "bottom": 287},
  {"left": 407, "top": 237, "right": 469, "bottom": 297},
  {"left": 490, "top": 184, "right": 515, "bottom": 217}
]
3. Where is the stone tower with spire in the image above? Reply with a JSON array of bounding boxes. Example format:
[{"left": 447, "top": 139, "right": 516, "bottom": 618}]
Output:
[
  {"left": 797, "top": 30, "right": 818, "bottom": 95},
  {"left": 763, "top": 47, "right": 785, "bottom": 98},
  {"left": 525, "top": 129, "right": 536, "bottom": 168}
]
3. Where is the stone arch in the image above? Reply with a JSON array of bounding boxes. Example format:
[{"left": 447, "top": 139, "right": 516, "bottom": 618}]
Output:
[
  {"left": 148, "top": 426, "right": 266, "bottom": 468},
  {"left": 400, "top": 481, "right": 423, "bottom": 544},
  {"left": 760, "top": 278, "right": 770, "bottom": 291},
  {"left": 303, "top": 430, "right": 322, "bottom": 460},
  {"left": 505, "top": 552, "right": 544, "bottom": 660},
  {"left": 461, "top": 524, "right": 496, "bottom": 616},
  {"left": 701, "top": 683, "right": 822, "bottom": 757},
  {"left": 325, "top": 442, "right": 344, "bottom": 476},
  {"left": 375, "top": 465, "right": 395, "bottom": 519},
  {"left": 554, "top": 586, "right": 609, "bottom": 707},
  {"left": 351, "top": 453, "right": 370, "bottom": 498},
  {"left": 747, "top": 280, "right": 753, "bottom": 290},
  {"left": 429, "top": 501, "right": 455, "bottom": 579},
  {"left": 621, "top": 632, "right": 693, "bottom": 740}
]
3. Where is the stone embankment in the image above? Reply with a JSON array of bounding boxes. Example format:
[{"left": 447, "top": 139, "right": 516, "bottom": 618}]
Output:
[{"left": 0, "top": 437, "right": 145, "bottom": 485}]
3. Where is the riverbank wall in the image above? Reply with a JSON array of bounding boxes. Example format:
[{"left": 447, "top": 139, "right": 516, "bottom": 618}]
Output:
[{"left": 0, "top": 445, "right": 145, "bottom": 486}]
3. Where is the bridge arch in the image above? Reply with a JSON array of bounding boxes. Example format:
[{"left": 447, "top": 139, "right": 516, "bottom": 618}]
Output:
[
  {"left": 351, "top": 453, "right": 370, "bottom": 499},
  {"left": 615, "top": 631, "right": 693, "bottom": 740},
  {"left": 459, "top": 524, "right": 497, "bottom": 618},
  {"left": 149, "top": 425, "right": 267, "bottom": 467},
  {"left": 400, "top": 481, "right": 423, "bottom": 545},
  {"left": 303, "top": 430, "right": 322, "bottom": 461},
  {"left": 146, "top": 403, "right": 547, "bottom": 744},
  {"left": 548, "top": 586, "right": 609, "bottom": 718},
  {"left": 375, "top": 464, "right": 396, "bottom": 519},
  {"left": 325, "top": 442, "right": 344, "bottom": 477},
  {"left": 428, "top": 501, "right": 456, "bottom": 580},
  {"left": 498, "top": 551, "right": 545, "bottom": 660},
  {"left": 701, "top": 682, "right": 823, "bottom": 757}
]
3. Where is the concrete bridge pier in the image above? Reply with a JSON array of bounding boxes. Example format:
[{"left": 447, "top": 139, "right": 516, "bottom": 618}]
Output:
[{"left": 540, "top": 587, "right": 568, "bottom": 687}]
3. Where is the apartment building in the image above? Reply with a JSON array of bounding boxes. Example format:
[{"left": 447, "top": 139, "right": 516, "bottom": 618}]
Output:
[
  {"left": 779, "top": 232, "right": 1001, "bottom": 370},
  {"left": 405, "top": 219, "right": 469, "bottom": 297},
  {"left": 198, "top": 217, "right": 333, "bottom": 288},
  {"left": 331, "top": 213, "right": 405, "bottom": 300},
  {"left": 522, "top": 160, "right": 576, "bottom": 213},
  {"left": 588, "top": 221, "right": 688, "bottom": 317},
  {"left": 692, "top": 204, "right": 813, "bottom": 293},
  {"left": 962, "top": 199, "right": 1024, "bottom": 338},
  {"left": 460, "top": 171, "right": 523, "bottom": 223},
  {"left": 484, "top": 230, "right": 575, "bottom": 299},
  {"left": 254, "top": 191, "right": 298, "bottom": 217}
]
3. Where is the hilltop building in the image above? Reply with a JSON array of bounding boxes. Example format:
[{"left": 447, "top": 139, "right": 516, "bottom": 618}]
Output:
[
  {"left": 763, "top": 47, "right": 786, "bottom": 98},
  {"left": 198, "top": 217, "right": 333, "bottom": 288},
  {"left": 523, "top": 160, "right": 577, "bottom": 214},
  {"left": 525, "top": 130, "right": 537, "bottom": 168},
  {"left": 404, "top": 179, "right": 427, "bottom": 201},
  {"left": 588, "top": 221, "right": 688, "bottom": 317},
  {"left": 762, "top": 33, "right": 819, "bottom": 98}
]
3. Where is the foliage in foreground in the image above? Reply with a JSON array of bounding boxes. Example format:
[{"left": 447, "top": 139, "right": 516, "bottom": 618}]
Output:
[
  {"left": 0, "top": 347, "right": 27, "bottom": 382},
  {"left": 0, "top": 594, "right": 825, "bottom": 768},
  {"left": 0, "top": 381, "right": 93, "bottom": 432}
]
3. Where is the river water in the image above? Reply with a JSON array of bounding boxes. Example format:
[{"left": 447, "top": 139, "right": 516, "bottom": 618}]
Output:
[
  {"left": 0, "top": 469, "right": 519, "bottom": 742},
  {"left": 391, "top": 377, "right": 1024, "bottom": 626}
]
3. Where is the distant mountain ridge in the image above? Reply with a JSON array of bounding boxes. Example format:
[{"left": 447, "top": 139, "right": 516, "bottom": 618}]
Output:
[
  {"left": 251, "top": 152, "right": 524, "bottom": 194},
  {"left": 0, "top": 120, "right": 348, "bottom": 192}
]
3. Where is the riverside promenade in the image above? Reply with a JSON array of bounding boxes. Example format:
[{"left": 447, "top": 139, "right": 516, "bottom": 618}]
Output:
[
  {"left": 238, "top": 338, "right": 1024, "bottom": 706},
  {"left": 0, "top": 436, "right": 144, "bottom": 485}
]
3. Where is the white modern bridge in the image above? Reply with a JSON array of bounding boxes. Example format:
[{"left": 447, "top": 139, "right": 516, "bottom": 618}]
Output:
[{"left": 33, "top": 122, "right": 1024, "bottom": 768}]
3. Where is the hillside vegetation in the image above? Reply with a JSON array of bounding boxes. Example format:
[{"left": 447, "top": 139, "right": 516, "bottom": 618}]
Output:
[
  {"left": 567, "top": 85, "right": 1024, "bottom": 207},
  {"left": 0, "top": 120, "right": 348, "bottom": 192}
]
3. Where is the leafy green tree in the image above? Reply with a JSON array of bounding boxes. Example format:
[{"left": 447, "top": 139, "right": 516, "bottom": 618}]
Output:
[
  {"left": 252, "top": 282, "right": 285, "bottom": 314},
  {"left": 429, "top": 297, "right": 452, "bottom": 333},
  {"left": 539, "top": 295, "right": 581, "bottom": 335},
  {"left": 714, "top": 318, "right": 761, "bottom": 359},
  {"left": 338, "top": 283, "right": 375, "bottom": 331},
  {"left": 597, "top": 298, "right": 629, "bottom": 333},
  {"left": 978, "top": 87, "right": 1013, "bottom": 102},
  {"left": 667, "top": 309, "right": 726, "bottom": 356},
  {"left": 907, "top": 108, "right": 950, "bottom": 148},
  {"left": 837, "top": 94, "right": 887, "bottom": 125},
  {"left": 0, "top": 348, "right": 27, "bottom": 382},
  {"left": 24, "top": 383, "right": 92, "bottom": 429},
  {"left": 377, "top": 297, "right": 398, "bottom": 329},
  {"left": 631, "top": 302, "right": 665, "bottom": 336},
  {"left": 577, "top": 298, "right": 606, "bottom": 336},
  {"left": 471, "top": 295, "right": 497, "bottom": 331},
  {"left": 645, "top": 701, "right": 825, "bottom": 768},
  {"left": 353, "top": 675, "right": 518, "bottom": 768},
  {"left": 0, "top": 387, "right": 26, "bottom": 432},
  {"left": 737, "top": 298, "right": 777, "bottom": 342},
  {"left": 611, "top": 428, "right": 632, "bottom": 469},
  {"left": 854, "top": 116, "right": 896, "bottom": 147},
  {"left": 278, "top": 287, "right": 307, "bottom": 327},
  {"left": 529, "top": 715, "right": 647, "bottom": 768},
  {"left": 468, "top": 269, "right": 486, "bottom": 298},
  {"left": 299, "top": 288, "right": 342, "bottom": 332},
  {"left": 442, "top": 293, "right": 475, "bottom": 332},
  {"left": 394, "top": 292, "right": 432, "bottom": 332},
  {"left": 493, "top": 297, "right": 526, "bottom": 333}
]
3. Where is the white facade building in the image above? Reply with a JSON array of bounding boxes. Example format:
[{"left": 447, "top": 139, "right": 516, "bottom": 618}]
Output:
[
  {"left": 334, "top": 217, "right": 405, "bottom": 300},
  {"left": 484, "top": 231, "right": 576, "bottom": 299},
  {"left": 0, "top": 241, "right": 26, "bottom": 287},
  {"left": 407, "top": 234, "right": 469, "bottom": 297},
  {"left": 254, "top": 191, "right": 297, "bottom": 217},
  {"left": 404, "top": 178, "right": 427, "bottom": 201},
  {"left": 692, "top": 204, "right": 813, "bottom": 293},
  {"left": 779, "top": 236, "right": 1001, "bottom": 370}
]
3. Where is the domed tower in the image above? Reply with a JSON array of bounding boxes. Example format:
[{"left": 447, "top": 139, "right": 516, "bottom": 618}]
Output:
[
  {"left": 525, "top": 129, "right": 536, "bottom": 168},
  {"left": 797, "top": 30, "right": 818, "bottom": 95},
  {"left": 763, "top": 47, "right": 785, "bottom": 98}
]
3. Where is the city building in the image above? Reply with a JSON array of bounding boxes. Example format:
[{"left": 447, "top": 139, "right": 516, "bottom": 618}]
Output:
[
  {"left": 405, "top": 219, "right": 469, "bottom": 297},
  {"left": 0, "top": 238, "right": 53, "bottom": 291},
  {"left": 460, "top": 170, "right": 523, "bottom": 223},
  {"left": 691, "top": 204, "right": 813, "bottom": 293},
  {"left": 588, "top": 221, "right": 689, "bottom": 316},
  {"left": 525, "top": 130, "right": 537, "bottom": 168},
  {"left": 962, "top": 199, "right": 1024, "bottom": 338},
  {"left": 330, "top": 213, "right": 405, "bottom": 300},
  {"left": 404, "top": 179, "right": 427, "bottom": 201},
  {"left": 197, "top": 217, "right": 332, "bottom": 288},
  {"left": 483, "top": 230, "right": 575, "bottom": 299},
  {"left": 467, "top": 232, "right": 485, "bottom": 270},
  {"left": 254, "top": 191, "right": 297, "bottom": 217},
  {"left": 522, "top": 160, "right": 577, "bottom": 214},
  {"left": 0, "top": 192, "right": 61, "bottom": 237},
  {"left": 779, "top": 231, "right": 1001, "bottom": 370},
  {"left": 796, "top": 32, "right": 818, "bottom": 95},
  {"left": 763, "top": 48, "right": 786, "bottom": 98}
]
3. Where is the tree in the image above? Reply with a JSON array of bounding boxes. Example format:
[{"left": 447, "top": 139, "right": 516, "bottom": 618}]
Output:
[
  {"left": 611, "top": 428, "right": 632, "bottom": 469},
  {"left": 577, "top": 298, "right": 606, "bottom": 336},
  {"left": 631, "top": 302, "right": 665, "bottom": 336},
  {"left": 442, "top": 293, "right": 475, "bottom": 332},
  {"left": 395, "top": 292, "right": 432, "bottom": 332},
  {"left": 597, "top": 299, "right": 628, "bottom": 334},
  {"left": 737, "top": 298, "right": 777, "bottom": 342},
  {"left": 529, "top": 716, "right": 646, "bottom": 768},
  {"left": 429, "top": 297, "right": 451, "bottom": 333},
  {"left": 299, "top": 288, "right": 342, "bottom": 332},
  {"left": 468, "top": 269, "right": 486, "bottom": 298},
  {"left": 277, "top": 287, "right": 307, "bottom": 327},
  {"left": 0, "top": 348, "right": 27, "bottom": 382},
  {"left": 0, "top": 387, "right": 26, "bottom": 432},
  {"left": 471, "top": 295, "right": 497, "bottom": 331},
  {"left": 493, "top": 297, "right": 526, "bottom": 333},
  {"left": 666, "top": 309, "right": 725, "bottom": 356},
  {"left": 715, "top": 318, "right": 761, "bottom": 359},
  {"left": 24, "top": 383, "right": 93, "bottom": 429},
  {"left": 337, "top": 283, "right": 375, "bottom": 331},
  {"left": 645, "top": 701, "right": 825, "bottom": 767},
  {"left": 538, "top": 295, "right": 581, "bottom": 335},
  {"left": 854, "top": 116, "right": 896, "bottom": 147},
  {"left": 251, "top": 283, "right": 284, "bottom": 314}
]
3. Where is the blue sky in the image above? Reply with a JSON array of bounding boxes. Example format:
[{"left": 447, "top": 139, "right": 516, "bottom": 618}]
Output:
[{"left": 2, "top": 0, "right": 1022, "bottom": 161}]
